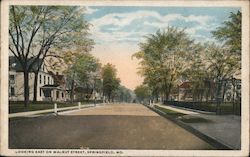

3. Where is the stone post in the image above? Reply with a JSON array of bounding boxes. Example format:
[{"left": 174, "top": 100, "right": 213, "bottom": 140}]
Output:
[
  {"left": 78, "top": 102, "right": 81, "bottom": 110},
  {"left": 54, "top": 103, "right": 57, "bottom": 114}
]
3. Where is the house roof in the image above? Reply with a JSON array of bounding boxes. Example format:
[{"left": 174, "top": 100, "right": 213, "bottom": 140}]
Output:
[
  {"left": 41, "top": 84, "right": 59, "bottom": 88},
  {"left": 40, "top": 84, "right": 60, "bottom": 90},
  {"left": 75, "top": 86, "right": 93, "bottom": 93},
  {"left": 48, "top": 71, "right": 65, "bottom": 85},
  {"left": 179, "top": 81, "right": 191, "bottom": 89},
  {"left": 179, "top": 80, "right": 217, "bottom": 90},
  {"left": 9, "top": 56, "right": 43, "bottom": 72}
]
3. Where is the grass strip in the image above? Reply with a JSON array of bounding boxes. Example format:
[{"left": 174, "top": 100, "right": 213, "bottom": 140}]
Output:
[
  {"left": 9, "top": 102, "right": 88, "bottom": 113},
  {"left": 155, "top": 105, "right": 186, "bottom": 118},
  {"left": 181, "top": 117, "right": 212, "bottom": 123},
  {"left": 155, "top": 105, "right": 212, "bottom": 123}
]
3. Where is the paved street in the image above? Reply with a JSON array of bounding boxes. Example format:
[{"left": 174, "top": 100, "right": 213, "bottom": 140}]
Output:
[
  {"left": 9, "top": 103, "right": 214, "bottom": 149},
  {"left": 155, "top": 104, "right": 241, "bottom": 149}
]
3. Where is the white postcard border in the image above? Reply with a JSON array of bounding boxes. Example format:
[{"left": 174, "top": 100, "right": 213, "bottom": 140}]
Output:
[{"left": 1, "top": 0, "right": 249, "bottom": 156}]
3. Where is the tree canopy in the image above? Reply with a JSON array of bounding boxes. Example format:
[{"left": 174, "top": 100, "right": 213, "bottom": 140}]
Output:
[
  {"left": 114, "top": 85, "right": 133, "bottom": 103},
  {"left": 134, "top": 85, "right": 150, "bottom": 103},
  {"left": 212, "top": 11, "right": 241, "bottom": 55},
  {"left": 65, "top": 53, "right": 101, "bottom": 101},
  {"left": 133, "top": 27, "right": 200, "bottom": 101},
  {"left": 9, "top": 6, "right": 93, "bottom": 106},
  {"left": 102, "top": 63, "right": 121, "bottom": 102},
  {"left": 133, "top": 11, "right": 241, "bottom": 105}
]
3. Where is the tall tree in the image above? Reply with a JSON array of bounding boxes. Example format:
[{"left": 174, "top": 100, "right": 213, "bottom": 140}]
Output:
[
  {"left": 204, "top": 43, "right": 240, "bottom": 101},
  {"left": 65, "top": 53, "right": 101, "bottom": 102},
  {"left": 211, "top": 11, "right": 241, "bottom": 113},
  {"left": 115, "top": 86, "right": 132, "bottom": 103},
  {"left": 133, "top": 27, "right": 200, "bottom": 101},
  {"left": 184, "top": 11, "right": 241, "bottom": 103},
  {"left": 182, "top": 44, "right": 215, "bottom": 102},
  {"left": 9, "top": 6, "right": 93, "bottom": 107},
  {"left": 212, "top": 11, "right": 241, "bottom": 56},
  {"left": 102, "top": 63, "right": 120, "bottom": 102},
  {"left": 134, "top": 85, "right": 150, "bottom": 103}
]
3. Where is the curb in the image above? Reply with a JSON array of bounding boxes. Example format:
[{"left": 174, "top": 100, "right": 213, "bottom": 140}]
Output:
[
  {"left": 9, "top": 104, "right": 97, "bottom": 118},
  {"left": 145, "top": 105, "right": 233, "bottom": 150},
  {"left": 156, "top": 103, "right": 215, "bottom": 115},
  {"left": 9, "top": 104, "right": 101, "bottom": 121},
  {"left": 58, "top": 104, "right": 100, "bottom": 115},
  {"left": 167, "top": 105, "right": 216, "bottom": 115}
]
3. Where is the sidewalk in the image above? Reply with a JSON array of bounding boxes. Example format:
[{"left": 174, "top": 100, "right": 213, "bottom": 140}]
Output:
[
  {"left": 154, "top": 104, "right": 241, "bottom": 149},
  {"left": 9, "top": 104, "right": 96, "bottom": 118},
  {"left": 156, "top": 104, "right": 200, "bottom": 115}
]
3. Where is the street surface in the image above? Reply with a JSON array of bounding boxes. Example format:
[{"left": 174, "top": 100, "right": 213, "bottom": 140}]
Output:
[{"left": 9, "top": 103, "right": 214, "bottom": 149}]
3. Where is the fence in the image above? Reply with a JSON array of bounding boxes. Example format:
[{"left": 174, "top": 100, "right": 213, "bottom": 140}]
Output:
[
  {"left": 9, "top": 103, "right": 95, "bottom": 118},
  {"left": 163, "top": 101, "right": 241, "bottom": 115}
]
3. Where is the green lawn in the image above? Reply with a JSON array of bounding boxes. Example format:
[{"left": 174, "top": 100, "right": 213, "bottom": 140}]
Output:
[
  {"left": 155, "top": 105, "right": 212, "bottom": 123},
  {"left": 155, "top": 106, "right": 186, "bottom": 118},
  {"left": 180, "top": 117, "right": 212, "bottom": 123},
  {"left": 9, "top": 102, "right": 80, "bottom": 113},
  {"left": 164, "top": 101, "right": 241, "bottom": 115}
]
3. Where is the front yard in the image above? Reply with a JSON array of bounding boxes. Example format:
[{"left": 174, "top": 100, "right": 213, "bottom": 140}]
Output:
[
  {"left": 9, "top": 101, "right": 92, "bottom": 113},
  {"left": 155, "top": 105, "right": 212, "bottom": 123}
]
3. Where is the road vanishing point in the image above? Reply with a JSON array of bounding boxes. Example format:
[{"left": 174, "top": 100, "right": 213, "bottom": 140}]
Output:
[{"left": 9, "top": 103, "right": 214, "bottom": 149}]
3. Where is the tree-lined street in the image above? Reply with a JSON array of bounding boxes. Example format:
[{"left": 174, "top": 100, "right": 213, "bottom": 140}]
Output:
[
  {"left": 7, "top": 5, "right": 243, "bottom": 153},
  {"left": 9, "top": 103, "right": 213, "bottom": 149}
]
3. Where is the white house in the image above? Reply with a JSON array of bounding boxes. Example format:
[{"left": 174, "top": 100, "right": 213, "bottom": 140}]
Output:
[{"left": 9, "top": 56, "right": 70, "bottom": 102}]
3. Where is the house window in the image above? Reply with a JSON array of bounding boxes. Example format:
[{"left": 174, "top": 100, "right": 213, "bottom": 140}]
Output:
[
  {"left": 62, "top": 92, "right": 64, "bottom": 98},
  {"left": 48, "top": 76, "right": 50, "bottom": 85},
  {"left": 237, "top": 84, "right": 241, "bottom": 90},
  {"left": 56, "top": 91, "right": 59, "bottom": 99},
  {"left": 40, "top": 88, "right": 42, "bottom": 97},
  {"left": 44, "top": 75, "right": 46, "bottom": 84},
  {"left": 227, "top": 85, "right": 232, "bottom": 90},
  {"left": 10, "top": 87, "right": 15, "bottom": 96},
  {"left": 9, "top": 75, "right": 15, "bottom": 84},
  {"left": 39, "top": 74, "right": 42, "bottom": 84}
]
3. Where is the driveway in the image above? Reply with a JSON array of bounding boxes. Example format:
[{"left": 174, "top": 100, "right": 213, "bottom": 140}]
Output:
[{"left": 9, "top": 103, "right": 214, "bottom": 149}]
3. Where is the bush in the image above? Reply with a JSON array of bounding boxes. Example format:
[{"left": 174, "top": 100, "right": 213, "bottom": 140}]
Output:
[{"left": 163, "top": 101, "right": 241, "bottom": 115}]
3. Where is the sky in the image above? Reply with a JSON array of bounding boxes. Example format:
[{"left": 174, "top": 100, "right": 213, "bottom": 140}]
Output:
[{"left": 84, "top": 6, "right": 240, "bottom": 90}]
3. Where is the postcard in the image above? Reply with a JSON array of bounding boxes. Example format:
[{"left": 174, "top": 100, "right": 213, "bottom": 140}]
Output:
[{"left": 1, "top": 0, "right": 249, "bottom": 156}]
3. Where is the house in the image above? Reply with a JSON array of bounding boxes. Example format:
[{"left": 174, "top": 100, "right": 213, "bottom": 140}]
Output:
[
  {"left": 9, "top": 56, "right": 69, "bottom": 102},
  {"left": 74, "top": 79, "right": 103, "bottom": 101},
  {"left": 178, "top": 81, "right": 193, "bottom": 101},
  {"left": 43, "top": 71, "right": 70, "bottom": 102},
  {"left": 222, "top": 79, "right": 241, "bottom": 102},
  {"left": 177, "top": 80, "right": 216, "bottom": 102},
  {"left": 177, "top": 79, "right": 241, "bottom": 102}
]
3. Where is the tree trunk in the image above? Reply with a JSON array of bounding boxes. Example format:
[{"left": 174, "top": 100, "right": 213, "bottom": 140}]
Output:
[
  {"left": 205, "top": 90, "right": 208, "bottom": 102},
  {"left": 24, "top": 70, "right": 29, "bottom": 108},
  {"left": 33, "top": 59, "right": 43, "bottom": 102},
  {"left": 165, "top": 83, "right": 172, "bottom": 101},
  {"left": 216, "top": 80, "right": 222, "bottom": 114},
  {"left": 165, "top": 92, "right": 169, "bottom": 101},
  {"left": 164, "top": 92, "right": 168, "bottom": 102},
  {"left": 33, "top": 71, "right": 38, "bottom": 102},
  {"left": 222, "top": 81, "right": 227, "bottom": 103},
  {"left": 70, "top": 80, "right": 75, "bottom": 102},
  {"left": 232, "top": 79, "right": 236, "bottom": 114},
  {"left": 156, "top": 92, "right": 159, "bottom": 103},
  {"left": 210, "top": 81, "right": 215, "bottom": 101},
  {"left": 108, "top": 92, "right": 111, "bottom": 102},
  {"left": 200, "top": 90, "right": 204, "bottom": 102}
]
